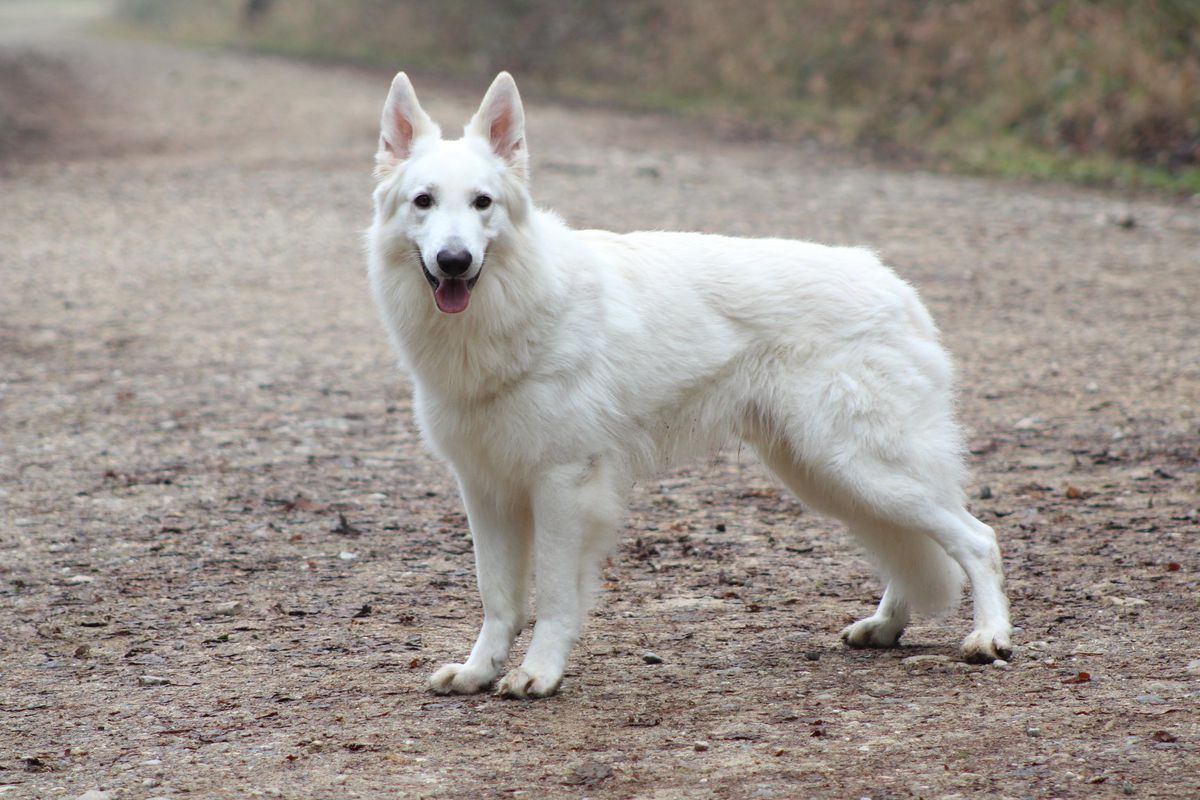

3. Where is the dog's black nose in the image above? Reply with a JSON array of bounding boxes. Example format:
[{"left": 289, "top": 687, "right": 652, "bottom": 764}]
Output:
[{"left": 436, "top": 248, "right": 472, "bottom": 277}]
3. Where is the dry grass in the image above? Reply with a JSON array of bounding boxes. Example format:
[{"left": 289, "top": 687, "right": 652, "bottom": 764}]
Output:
[{"left": 113, "top": 0, "right": 1200, "bottom": 191}]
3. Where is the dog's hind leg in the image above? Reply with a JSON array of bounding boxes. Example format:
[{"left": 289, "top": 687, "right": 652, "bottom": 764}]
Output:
[
  {"left": 750, "top": 420, "right": 1009, "bottom": 662},
  {"left": 430, "top": 477, "right": 533, "bottom": 694},
  {"left": 497, "top": 460, "right": 623, "bottom": 698},
  {"left": 926, "top": 506, "right": 1011, "bottom": 662}
]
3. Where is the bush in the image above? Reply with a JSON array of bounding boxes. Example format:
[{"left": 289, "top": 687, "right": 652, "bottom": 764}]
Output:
[{"left": 115, "top": 0, "right": 1200, "bottom": 188}]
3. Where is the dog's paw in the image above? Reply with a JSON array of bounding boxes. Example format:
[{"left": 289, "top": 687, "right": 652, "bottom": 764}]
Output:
[
  {"left": 428, "top": 663, "right": 494, "bottom": 695},
  {"left": 840, "top": 616, "right": 905, "bottom": 649},
  {"left": 960, "top": 629, "right": 1013, "bottom": 664},
  {"left": 496, "top": 666, "right": 562, "bottom": 699}
]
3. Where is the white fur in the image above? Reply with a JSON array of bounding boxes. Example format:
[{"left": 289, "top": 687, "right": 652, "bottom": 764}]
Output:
[{"left": 367, "top": 72, "right": 1012, "bottom": 698}]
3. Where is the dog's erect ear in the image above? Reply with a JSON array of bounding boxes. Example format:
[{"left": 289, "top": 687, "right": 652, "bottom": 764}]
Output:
[
  {"left": 467, "top": 72, "right": 527, "bottom": 173},
  {"left": 377, "top": 72, "right": 439, "bottom": 173}
]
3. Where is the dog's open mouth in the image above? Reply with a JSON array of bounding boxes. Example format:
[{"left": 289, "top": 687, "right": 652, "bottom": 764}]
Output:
[
  {"left": 433, "top": 278, "right": 471, "bottom": 314},
  {"left": 420, "top": 254, "right": 481, "bottom": 315}
]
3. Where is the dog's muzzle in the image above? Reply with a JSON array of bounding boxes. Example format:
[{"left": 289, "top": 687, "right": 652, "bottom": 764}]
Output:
[{"left": 418, "top": 250, "right": 484, "bottom": 314}]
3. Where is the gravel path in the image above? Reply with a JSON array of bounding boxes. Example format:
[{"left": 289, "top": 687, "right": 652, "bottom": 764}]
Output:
[{"left": 2, "top": 4, "right": 1198, "bottom": 799}]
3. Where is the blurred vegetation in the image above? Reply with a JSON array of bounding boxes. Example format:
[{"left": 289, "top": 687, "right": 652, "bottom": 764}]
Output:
[{"left": 113, "top": 0, "right": 1200, "bottom": 192}]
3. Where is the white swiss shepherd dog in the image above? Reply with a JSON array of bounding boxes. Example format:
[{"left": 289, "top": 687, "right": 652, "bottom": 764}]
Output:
[{"left": 366, "top": 71, "right": 1012, "bottom": 698}]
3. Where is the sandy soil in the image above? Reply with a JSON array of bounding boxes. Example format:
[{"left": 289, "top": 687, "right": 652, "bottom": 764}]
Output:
[{"left": 2, "top": 5, "right": 1198, "bottom": 799}]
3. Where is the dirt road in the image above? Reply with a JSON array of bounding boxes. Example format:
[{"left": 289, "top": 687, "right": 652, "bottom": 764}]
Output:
[{"left": 2, "top": 4, "right": 1198, "bottom": 798}]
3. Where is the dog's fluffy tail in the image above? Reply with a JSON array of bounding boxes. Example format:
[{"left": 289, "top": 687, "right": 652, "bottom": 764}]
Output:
[{"left": 852, "top": 524, "right": 965, "bottom": 615}]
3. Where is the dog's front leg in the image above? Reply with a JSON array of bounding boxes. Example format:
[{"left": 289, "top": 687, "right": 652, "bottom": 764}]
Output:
[
  {"left": 429, "top": 478, "right": 532, "bottom": 694},
  {"left": 497, "top": 462, "right": 618, "bottom": 699}
]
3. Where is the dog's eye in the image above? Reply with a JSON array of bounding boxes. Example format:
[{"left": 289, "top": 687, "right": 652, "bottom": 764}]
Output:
[
  {"left": 413, "top": 193, "right": 433, "bottom": 209},
  {"left": 473, "top": 194, "right": 492, "bottom": 211}
]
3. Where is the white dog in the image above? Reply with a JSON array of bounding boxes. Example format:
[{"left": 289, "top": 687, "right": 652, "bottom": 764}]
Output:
[{"left": 366, "top": 72, "right": 1012, "bottom": 698}]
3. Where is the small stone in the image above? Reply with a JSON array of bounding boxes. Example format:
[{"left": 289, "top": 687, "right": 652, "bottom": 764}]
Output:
[
  {"left": 138, "top": 675, "right": 170, "bottom": 687},
  {"left": 1134, "top": 694, "right": 1165, "bottom": 705},
  {"left": 642, "top": 651, "right": 663, "bottom": 665},
  {"left": 693, "top": 741, "right": 709, "bottom": 752},
  {"left": 1111, "top": 211, "right": 1136, "bottom": 229},
  {"left": 338, "top": 551, "right": 358, "bottom": 561},
  {"left": 1105, "top": 596, "right": 1148, "bottom": 607},
  {"left": 991, "top": 659, "right": 1010, "bottom": 668},
  {"left": 66, "top": 575, "right": 95, "bottom": 585},
  {"left": 804, "top": 650, "right": 821, "bottom": 661},
  {"left": 1026, "top": 727, "right": 1041, "bottom": 737},
  {"left": 76, "top": 792, "right": 112, "bottom": 800},
  {"left": 978, "top": 485, "right": 993, "bottom": 500},
  {"left": 562, "top": 760, "right": 612, "bottom": 786},
  {"left": 1185, "top": 659, "right": 1200, "bottom": 675},
  {"left": 213, "top": 601, "right": 242, "bottom": 616},
  {"left": 1014, "top": 416, "right": 1040, "bottom": 430}
]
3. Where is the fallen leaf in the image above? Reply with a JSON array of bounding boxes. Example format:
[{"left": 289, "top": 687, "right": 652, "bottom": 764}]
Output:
[
  {"left": 1063, "top": 671, "right": 1091, "bottom": 684},
  {"left": 281, "top": 494, "right": 327, "bottom": 513},
  {"left": 625, "top": 713, "right": 661, "bottom": 727}
]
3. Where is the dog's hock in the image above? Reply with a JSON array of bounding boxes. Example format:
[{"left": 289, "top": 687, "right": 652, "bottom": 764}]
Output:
[
  {"left": 468, "top": 71, "right": 527, "bottom": 171},
  {"left": 378, "top": 71, "right": 440, "bottom": 166}
]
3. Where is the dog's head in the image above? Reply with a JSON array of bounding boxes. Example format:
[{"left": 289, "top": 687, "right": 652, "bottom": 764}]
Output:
[{"left": 372, "top": 72, "right": 531, "bottom": 315}]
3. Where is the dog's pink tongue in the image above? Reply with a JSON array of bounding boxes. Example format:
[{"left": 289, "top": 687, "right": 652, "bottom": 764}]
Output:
[{"left": 434, "top": 278, "right": 471, "bottom": 314}]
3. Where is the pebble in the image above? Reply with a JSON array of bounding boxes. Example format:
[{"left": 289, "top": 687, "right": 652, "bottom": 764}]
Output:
[
  {"left": 991, "top": 659, "right": 1010, "bottom": 668},
  {"left": 76, "top": 792, "right": 112, "bottom": 800},
  {"left": 338, "top": 551, "right": 358, "bottom": 561},
  {"left": 978, "top": 485, "right": 993, "bottom": 500},
  {"left": 66, "top": 574, "right": 95, "bottom": 585},
  {"left": 138, "top": 675, "right": 170, "bottom": 687},
  {"left": 213, "top": 600, "right": 242, "bottom": 616},
  {"left": 1134, "top": 694, "right": 1165, "bottom": 705},
  {"left": 1111, "top": 211, "right": 1137, "bottom": 229},
  {"left": 1105, "top": 596, "right": 1148, "bottom": 607},
  {"left": 1186, "top": 659, "right": 1200, "bottom": 675},
  {"left": 642, "top": 651, "right": 663, "bottom": 664},
  {"left": 693, "top": 741, "right": 709, "bottom": 752}
]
